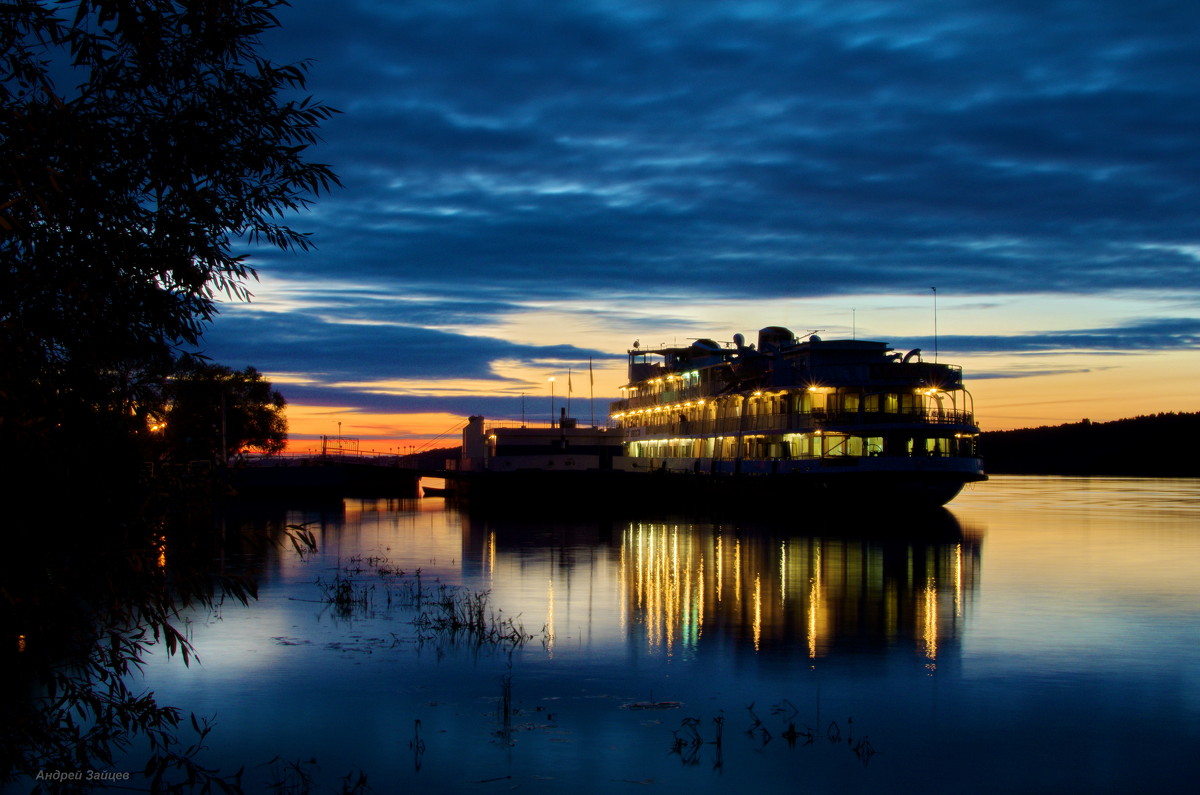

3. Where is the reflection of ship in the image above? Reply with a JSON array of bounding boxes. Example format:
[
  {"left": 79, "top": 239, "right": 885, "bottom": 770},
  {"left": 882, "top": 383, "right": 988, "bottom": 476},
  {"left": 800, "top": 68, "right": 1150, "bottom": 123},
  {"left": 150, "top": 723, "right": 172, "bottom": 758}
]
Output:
[
  {"left": 459, "top": 510, "right": 980, "bottom": 672},
  {"left": 456, "top": 326, "right": 986, "bottom": 508},
  {"left": 618, "top": 514, "right": 979, "bottom": 671}
]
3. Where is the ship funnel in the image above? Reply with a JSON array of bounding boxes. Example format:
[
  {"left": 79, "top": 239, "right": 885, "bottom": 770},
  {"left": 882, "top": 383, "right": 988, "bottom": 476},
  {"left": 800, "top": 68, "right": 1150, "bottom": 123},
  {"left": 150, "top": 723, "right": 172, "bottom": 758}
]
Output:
[{"left": 758, "top": 326, "right": 795, "bottom": 351}]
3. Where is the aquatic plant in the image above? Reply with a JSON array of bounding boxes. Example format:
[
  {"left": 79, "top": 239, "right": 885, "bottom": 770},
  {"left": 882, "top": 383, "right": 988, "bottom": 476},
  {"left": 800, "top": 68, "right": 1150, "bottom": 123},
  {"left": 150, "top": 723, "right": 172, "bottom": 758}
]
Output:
[
  {"left": 315, "top": 572, "right": 374, "bottom": 618},
  {"left": 666, "top": 698, "right": 878, "bottom": 771},
  {"left": 408, "top": 720, "right": 425, "bottom": 773},
  {"left": 412, "top": 585, "right": 533, "bottom": 648},
  {"left": 262, "top": 757, "right": 373, "bottom": 795}
]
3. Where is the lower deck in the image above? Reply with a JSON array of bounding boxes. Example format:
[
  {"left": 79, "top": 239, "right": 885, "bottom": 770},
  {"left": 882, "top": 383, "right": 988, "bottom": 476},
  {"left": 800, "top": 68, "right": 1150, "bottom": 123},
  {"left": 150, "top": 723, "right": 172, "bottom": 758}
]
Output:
[{"left": 627, "top": 428, "right": 979, "bottom": 461}]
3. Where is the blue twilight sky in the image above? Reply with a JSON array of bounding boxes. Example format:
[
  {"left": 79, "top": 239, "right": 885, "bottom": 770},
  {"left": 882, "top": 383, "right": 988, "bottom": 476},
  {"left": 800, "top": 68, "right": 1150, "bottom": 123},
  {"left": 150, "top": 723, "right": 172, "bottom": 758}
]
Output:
[{"left": 198, "top": 0, "right": 1199, "bottom": 442}]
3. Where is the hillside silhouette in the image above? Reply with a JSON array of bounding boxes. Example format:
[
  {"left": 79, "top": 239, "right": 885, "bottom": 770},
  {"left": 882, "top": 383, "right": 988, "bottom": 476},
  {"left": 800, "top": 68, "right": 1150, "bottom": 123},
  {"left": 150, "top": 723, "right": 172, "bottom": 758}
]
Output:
[{"left": 981, "top": 412, "right": 1199, "bottom": 477}]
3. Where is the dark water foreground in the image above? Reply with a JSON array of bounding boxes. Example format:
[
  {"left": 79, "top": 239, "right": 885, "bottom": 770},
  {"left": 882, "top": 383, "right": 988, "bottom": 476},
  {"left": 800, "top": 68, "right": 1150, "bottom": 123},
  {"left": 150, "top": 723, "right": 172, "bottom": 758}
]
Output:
[{"left": 5, "top": 476, "right": 1200, "bottom": 793}]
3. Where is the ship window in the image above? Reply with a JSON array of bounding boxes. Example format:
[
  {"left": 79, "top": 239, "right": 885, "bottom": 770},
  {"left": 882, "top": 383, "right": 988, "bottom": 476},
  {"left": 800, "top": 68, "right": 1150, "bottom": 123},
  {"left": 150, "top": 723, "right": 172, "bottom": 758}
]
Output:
[
  {"left": 885, "top": 393, "right": 899, "bottom": 413},
  {"left": 824, "top": 434, "right": 848, "bottom": 455},
  {"left": 842, "top": 393, "right": 860, "bottom": 412},
  {"left": 864, "top": 394, "right": 880, "bottom": 413}
]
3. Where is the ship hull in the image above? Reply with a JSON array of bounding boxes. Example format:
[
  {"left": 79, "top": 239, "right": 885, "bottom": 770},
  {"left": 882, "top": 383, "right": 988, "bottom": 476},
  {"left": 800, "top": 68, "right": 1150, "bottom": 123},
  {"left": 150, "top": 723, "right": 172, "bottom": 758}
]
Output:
[{"left": 449, "top": 456, "right": 985, "bottom": 513}]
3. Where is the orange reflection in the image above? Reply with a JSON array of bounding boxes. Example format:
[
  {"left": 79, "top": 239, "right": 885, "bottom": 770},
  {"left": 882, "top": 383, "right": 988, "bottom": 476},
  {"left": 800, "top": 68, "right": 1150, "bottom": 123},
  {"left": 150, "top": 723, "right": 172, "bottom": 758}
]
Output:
[
  {"left": 619, "top": 521, "right": 977, "bottom": 665},
  {"left": 923, "top": 576, "right": 939, "bottom": 672},
  {"left": 753, "top": 574, "right": 762, "bottom": 652},
  {"left": 545, "top": 577, "right": 555, "bottom": 658}
]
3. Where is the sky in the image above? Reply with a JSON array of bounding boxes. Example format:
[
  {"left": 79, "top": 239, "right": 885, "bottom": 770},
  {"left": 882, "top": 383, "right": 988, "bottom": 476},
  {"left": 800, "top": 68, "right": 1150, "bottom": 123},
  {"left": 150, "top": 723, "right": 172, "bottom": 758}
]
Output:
[{"left": 199, "top": 0, "right": 1199, "bottom": 451}]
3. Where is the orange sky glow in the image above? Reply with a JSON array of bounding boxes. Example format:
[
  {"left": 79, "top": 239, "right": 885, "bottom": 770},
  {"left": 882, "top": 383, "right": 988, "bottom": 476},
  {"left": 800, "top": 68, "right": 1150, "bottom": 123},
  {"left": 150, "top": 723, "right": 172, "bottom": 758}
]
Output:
[{"left": 265, "top": 291, "right": 1199, "bottom": 452}]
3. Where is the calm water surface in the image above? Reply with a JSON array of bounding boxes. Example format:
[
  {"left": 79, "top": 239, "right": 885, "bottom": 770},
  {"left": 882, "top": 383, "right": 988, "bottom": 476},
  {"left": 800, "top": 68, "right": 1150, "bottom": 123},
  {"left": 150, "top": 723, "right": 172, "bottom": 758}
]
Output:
[{"left": 136, "top": 476, "right": 1200, "bottom": 792}]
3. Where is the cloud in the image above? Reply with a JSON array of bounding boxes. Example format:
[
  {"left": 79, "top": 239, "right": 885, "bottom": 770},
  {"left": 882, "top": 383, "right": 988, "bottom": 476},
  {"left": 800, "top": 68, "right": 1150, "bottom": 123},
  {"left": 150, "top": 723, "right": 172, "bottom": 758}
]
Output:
[
  {"left": 970, "top": 368, "right": 1100, "bottom": 381},
  {"left": 197, "top": 306, "right": 617, "bottom": 383},
  {"left": 199, "top": 0, "right": 1200, "bottom": 430},
  {"left": 250, "top": 0, "right": 1200, "bottom": 308},
  {"left": 918, "top": 317, "right": 1200, "bottom": 355}
]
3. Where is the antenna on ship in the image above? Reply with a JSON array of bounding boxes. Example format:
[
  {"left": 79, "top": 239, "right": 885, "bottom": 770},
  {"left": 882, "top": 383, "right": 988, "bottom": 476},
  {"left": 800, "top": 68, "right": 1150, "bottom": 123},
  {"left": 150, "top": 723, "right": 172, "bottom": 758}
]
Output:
[{"left": 931, "top": 287, "right": 938, "bottom": 363}]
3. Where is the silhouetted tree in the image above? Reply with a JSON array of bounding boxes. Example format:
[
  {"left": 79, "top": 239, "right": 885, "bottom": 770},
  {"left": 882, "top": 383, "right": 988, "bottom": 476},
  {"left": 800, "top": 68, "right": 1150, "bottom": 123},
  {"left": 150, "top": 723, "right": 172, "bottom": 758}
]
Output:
[
  {"left": 1, "top": 4, "right": 334, "bottom": 787},
  {"left": 164, "top": 362, "right": 287, "bottom": 462},
  {"left": 0, "top": 0, "right": 337, "bottom": 475}
]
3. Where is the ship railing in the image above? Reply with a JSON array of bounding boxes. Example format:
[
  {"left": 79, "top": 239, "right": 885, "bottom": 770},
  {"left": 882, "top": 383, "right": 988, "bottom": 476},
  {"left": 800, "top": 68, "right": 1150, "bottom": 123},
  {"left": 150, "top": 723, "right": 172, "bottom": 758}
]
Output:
[
  {"left": 620, "top": 409, "right": 976, "bottom": 437},
  {"left": 614, "top": 385, "right": 706, "bottom": 410}
]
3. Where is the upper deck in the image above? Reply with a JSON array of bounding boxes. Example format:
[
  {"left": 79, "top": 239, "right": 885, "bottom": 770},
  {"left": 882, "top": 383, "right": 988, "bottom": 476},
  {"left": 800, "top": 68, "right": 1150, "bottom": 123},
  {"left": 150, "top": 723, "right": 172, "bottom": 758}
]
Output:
[{"left": 616, "top": 326, "right": 966, "bottom": 412}]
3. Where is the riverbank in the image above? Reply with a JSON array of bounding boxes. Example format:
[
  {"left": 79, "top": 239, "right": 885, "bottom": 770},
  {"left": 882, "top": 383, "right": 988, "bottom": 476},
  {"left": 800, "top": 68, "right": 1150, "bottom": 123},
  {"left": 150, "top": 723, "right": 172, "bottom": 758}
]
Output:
[{"left": 980, "top": 412, "right": 1199, "bottom": 477}]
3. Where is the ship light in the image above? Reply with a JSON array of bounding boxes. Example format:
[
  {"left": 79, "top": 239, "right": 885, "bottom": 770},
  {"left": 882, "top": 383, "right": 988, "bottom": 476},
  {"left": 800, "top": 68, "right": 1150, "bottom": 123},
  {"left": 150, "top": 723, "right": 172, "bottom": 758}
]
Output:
[{"left": 753, "top": 391, "right": 763, "bottom": 397}]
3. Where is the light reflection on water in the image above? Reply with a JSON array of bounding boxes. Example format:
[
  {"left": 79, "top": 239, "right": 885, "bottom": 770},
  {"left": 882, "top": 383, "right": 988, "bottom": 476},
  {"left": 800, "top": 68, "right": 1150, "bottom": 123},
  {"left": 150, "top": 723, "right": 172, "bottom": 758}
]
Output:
[{"left": 135, "top": 476, "right": 1200, "bottom": 793}]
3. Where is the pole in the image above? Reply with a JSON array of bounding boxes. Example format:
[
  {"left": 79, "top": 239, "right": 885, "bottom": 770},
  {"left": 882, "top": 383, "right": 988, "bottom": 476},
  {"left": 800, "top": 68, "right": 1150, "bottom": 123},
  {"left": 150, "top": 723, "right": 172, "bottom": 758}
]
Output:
[
  {"left": 932, "top": 287, "right": 938, "bottom": 363},
  {"left": 549, "top": 377, "right": 556, "bottom": 427}
]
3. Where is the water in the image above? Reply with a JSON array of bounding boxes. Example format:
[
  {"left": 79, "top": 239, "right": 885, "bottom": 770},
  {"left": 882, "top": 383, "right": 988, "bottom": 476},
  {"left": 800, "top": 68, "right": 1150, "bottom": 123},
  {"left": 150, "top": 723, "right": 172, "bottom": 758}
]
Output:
[{"left": 132, "top": 476, "right": 1200, "bottom": 792}]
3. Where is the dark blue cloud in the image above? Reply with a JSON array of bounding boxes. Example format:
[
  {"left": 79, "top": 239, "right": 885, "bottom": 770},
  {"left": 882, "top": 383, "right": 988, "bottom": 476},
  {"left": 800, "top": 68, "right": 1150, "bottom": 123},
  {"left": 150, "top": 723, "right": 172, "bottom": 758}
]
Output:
[
  {"left": 197, "top": 310, "right": 618, "bottom": 382},
  {"left": 220, "top": 0, "right": 1200, "bottom": 396},
  {"left": 909, "top": 317, "right": 1200, "bottom": 355}
]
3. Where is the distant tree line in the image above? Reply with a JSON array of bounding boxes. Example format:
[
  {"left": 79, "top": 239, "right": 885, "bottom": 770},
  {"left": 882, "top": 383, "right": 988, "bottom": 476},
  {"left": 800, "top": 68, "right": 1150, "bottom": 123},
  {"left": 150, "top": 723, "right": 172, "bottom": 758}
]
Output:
[{"left": 980, "top": 413, "right": 1200, "bottom": 477}]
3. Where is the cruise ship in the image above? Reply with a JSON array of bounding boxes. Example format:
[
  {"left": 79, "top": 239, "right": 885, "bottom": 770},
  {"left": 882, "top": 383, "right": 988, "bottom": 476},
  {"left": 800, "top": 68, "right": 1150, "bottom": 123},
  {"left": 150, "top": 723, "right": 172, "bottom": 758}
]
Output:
[{"left": 458, "top": 326, "right": 986, "bottom": 508}]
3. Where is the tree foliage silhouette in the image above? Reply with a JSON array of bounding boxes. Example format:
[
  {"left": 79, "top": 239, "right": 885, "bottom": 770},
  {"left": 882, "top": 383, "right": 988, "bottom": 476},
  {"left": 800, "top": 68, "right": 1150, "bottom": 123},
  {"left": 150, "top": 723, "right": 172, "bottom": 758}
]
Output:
[
  {"left": 164, "top": 362, "right": 288, "bottom": 462},
  {"left": 1, "top": 6, "right": 335, "bottom": 785},
  {"left": 0, "top": 0, "right": 338, "bottom": 463}
]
